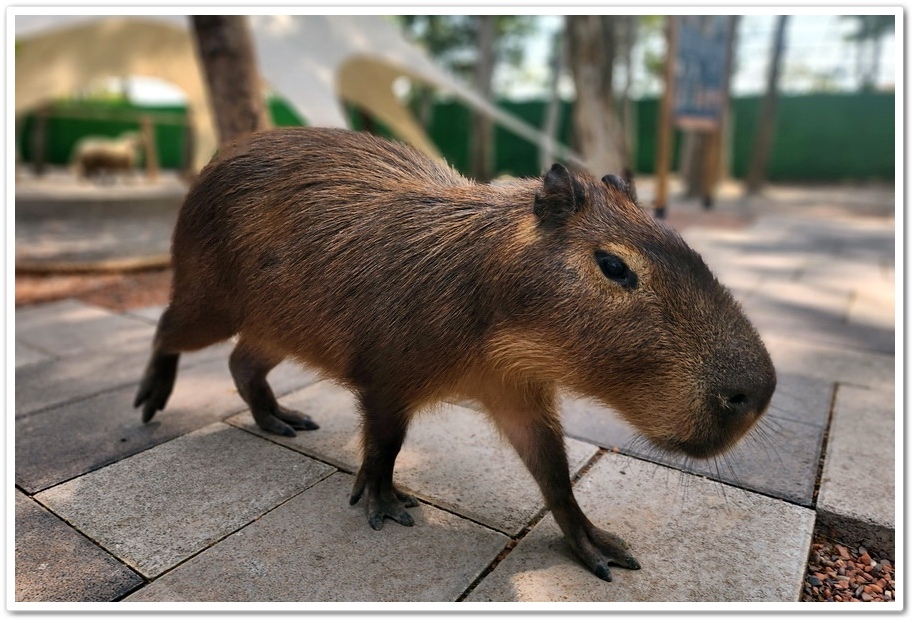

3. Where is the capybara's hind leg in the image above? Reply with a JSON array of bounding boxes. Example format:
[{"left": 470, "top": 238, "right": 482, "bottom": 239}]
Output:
[
  {"left": 135, "top": 305, "right": 233, "bottom": 423},
  {"left": 348, "top": 391, "right": 419, "bottom": 530},
  {"left": 229, "top": 338, "right": 319, "bottom": 437}
]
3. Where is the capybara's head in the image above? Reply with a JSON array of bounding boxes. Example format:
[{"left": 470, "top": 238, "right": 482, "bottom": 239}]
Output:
[{"left": 506, "top": 164, "right": 776, "bottom": 459}]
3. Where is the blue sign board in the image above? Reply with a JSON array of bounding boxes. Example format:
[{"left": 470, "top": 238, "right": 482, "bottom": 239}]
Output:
[{"left": 674, "top": 16, "right": 731, "bottom": 130}]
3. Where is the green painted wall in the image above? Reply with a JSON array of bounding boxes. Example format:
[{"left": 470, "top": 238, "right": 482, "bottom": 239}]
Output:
[{"left": 19, "top": 92, "right": 893, "bottom": 181}]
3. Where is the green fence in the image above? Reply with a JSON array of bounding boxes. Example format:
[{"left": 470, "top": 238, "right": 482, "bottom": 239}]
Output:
[
  {"left": 17, "top": 97, "right": 305, "bottom": 170},
  {"left": 18, "top": 92, "right": 893, "bottom": 181}
]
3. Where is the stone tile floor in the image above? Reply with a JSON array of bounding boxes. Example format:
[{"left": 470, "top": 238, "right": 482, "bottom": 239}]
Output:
[{"left": 12, "top": 184, "right": 896, "bottom": 608}]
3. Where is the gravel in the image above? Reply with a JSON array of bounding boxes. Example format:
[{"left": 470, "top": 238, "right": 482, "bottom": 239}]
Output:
[{"left": 803, "top": 535, "right": 894, "bottom": 602}]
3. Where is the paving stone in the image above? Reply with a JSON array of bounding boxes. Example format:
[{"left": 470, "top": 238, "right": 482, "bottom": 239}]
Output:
[
  {"left": 15, "top": 339, "right": 232, "bottom": 417},
  {"left": 15, "top": 340, "right": 53, "bottom": 368},
  {"left": 763, "top": 333, "right": 895, "bottom": 390},
  {"left": 15, "top": 490, "right": 143, "bottom": 602},
  {"left": 847, "top": 284, "right": 895, "bottom": 333},
  {"left": 36, "top": 423, "right": 336, "bottom": 578},
  {"left": 816, "top": 384, "right": 896, "bottom": 560},
  {"left": 467, "top": 452, "right": 814, "bottom": 602},
  {"left": 16, "top": 354, "right": 320, "bottom": 493},
  {"left": 123, "top": 304, "right": 166, "bottom": 325},
  {"left": 126, "top": 471, "right": 508, "bottom": 602},
  {"left": 562, "top": 373, "right": 832, "bottom": 505},
  {"left": 14, "top": 299, "right": 155, "bottom": 357},
  {"left": 227, "top": 380, "right": 599, "bottom": 535}
]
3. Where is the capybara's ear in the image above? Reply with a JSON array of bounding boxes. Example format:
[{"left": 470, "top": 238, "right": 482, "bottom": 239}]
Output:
[
  {"left": 534, "top": 163, "right": 586, "bottom": 226},
  {"left": 601, "top": 168, "right": 638, "bottom": 204}
]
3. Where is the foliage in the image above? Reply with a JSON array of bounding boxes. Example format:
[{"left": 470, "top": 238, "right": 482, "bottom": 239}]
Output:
[{"left": 396, "top": 15, "right": 536, "bottom": 92}]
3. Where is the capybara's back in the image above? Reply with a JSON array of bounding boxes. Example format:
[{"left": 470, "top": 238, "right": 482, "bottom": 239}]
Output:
[{"left": 136, "top": 126, "right": 776, "bottom": 583}]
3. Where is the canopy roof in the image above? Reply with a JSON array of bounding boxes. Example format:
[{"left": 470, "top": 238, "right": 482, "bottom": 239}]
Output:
[{"left": 15, "top": 15, "right": 580, "bottom": 171}]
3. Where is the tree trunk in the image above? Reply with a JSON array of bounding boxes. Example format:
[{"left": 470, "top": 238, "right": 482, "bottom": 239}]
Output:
[
  {"left": 566, "top": 15, "right": 623, "bottom": 176},
  {"left": 191, "top": 15, "right": 270, "bottom": 145},
  {"left": 470, "top": 15, "right": 497, "bottom": 181},
  {"left": 745, "top": 15, "right": 789, "bottom": 195}
]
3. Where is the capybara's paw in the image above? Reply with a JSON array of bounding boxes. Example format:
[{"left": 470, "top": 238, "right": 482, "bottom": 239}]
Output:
[
  {"left": 349, "top": 478, "right": 417, "bottom": 530},
  {"left": 134, "top": 353, "right": 178, "bottom": 423},
  {"left": 274, "top": 405, "right": 320, "bottom": 431},
  {"left": 570, "top": 525, "right": 640, "bottom": 582},
  {"left": 252, "top": 405, "right": 319, "bottom": 437}
]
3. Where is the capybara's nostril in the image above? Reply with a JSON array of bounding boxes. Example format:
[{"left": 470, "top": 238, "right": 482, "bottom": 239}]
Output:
[{"left": 728, "top": 393, "right": 748, "bottom": 407}]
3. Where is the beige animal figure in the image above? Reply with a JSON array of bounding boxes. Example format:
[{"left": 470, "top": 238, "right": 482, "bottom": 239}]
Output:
[{"left": 71, "top": 131, "right": 141, "bottom": 183}]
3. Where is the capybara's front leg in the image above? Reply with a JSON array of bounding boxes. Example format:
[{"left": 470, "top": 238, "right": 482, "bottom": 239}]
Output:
[
  {"left": 348, "top": 391, "right": 418, "bottom": 530},
  {"left": 486, "top": 391, "right": 640, "bottom": 582}
]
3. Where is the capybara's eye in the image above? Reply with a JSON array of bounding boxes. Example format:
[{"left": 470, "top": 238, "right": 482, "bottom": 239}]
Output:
[{"left": 595, "top": 251, "right": 637, "bottom": 289}]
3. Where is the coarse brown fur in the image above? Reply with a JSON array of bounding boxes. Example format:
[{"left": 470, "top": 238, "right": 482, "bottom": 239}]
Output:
[{"left": 135, "top": 126, "right": 776, "bottom": 582}]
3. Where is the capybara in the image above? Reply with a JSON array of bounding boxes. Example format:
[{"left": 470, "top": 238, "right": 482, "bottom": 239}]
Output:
[{"left": 135, "top": 127, "right": 776, "bottom": 581}]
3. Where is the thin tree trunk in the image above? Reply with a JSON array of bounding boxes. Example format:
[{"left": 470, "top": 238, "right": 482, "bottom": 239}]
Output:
[
  {"left": 745, "top": 15, "right": 789, "bottom": 195},
  {"left": 566, "top": 15, "right": 623, "bottom": 176},
  {"left": 470, "top": 15, "right": 497, "bottom": 181},
  {"left": 191, "top": 15, "right": 270, "bottom": 145}
]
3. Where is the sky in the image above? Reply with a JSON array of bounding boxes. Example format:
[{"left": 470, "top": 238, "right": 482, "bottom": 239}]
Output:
[{"left": 16, "top": 14, "right": 897, "bottom": 105}]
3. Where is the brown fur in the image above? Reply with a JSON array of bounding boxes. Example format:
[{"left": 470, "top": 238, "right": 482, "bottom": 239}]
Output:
[{"left": 135, "top": 127, "right": 776, "bottom": 581}]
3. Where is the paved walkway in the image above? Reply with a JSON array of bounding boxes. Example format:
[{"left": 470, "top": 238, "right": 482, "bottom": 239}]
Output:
[{"left": 13, "top": 182, "right": 895, "bottom": 605}]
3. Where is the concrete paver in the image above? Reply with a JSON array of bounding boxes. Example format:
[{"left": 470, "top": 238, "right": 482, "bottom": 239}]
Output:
[
  {"left": 36, "top": 423, "right": 336, "bottom": 578},
  {"left": 125, "top": 472, "right": 509, "bottom": 602},
  {"left": 16, "top": 354, "right": 320, "bottom": 493},
  {"left": 764, "top": 333, "right": 894, "bottom": 390},
  {"left": 15, "top": 490, "right": 143, "bottom": 602},
  {"left": 467, "top": 452, "right": 815, "bottom": 602},
  {"left": 15, "top": 338, "right": 231, "bottom": 417},
  {"left": 816, "top": 384, "right": 896, "bottom": 560},
  {"left": 15, "top": 299, "right": 155, "bottom": 357},
  {"left": 227, "top": 380, "right": 599, "bottom": 535},
  {"left": 14, "top": 340, "right": 52, "bottom": 368}
]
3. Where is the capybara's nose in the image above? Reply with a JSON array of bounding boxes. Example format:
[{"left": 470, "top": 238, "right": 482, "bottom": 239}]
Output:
[{"left": 718, "top": 375, "right": 776, "bottom": 424}]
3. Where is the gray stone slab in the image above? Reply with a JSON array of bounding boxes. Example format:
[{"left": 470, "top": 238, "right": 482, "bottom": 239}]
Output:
[
  {"left": 467, "top": 452, "right": 814, "bottom": 602},
  {"left": 15, "top": 339, "right": 53, "bottom": 368},
  {"left": 15, "top": 338, "right": 231, "bottom": 417},
  {"left": 763, "top": 333, "right": 895, "bottom": 390},
  {"left": 227, "top": 380, "right": 599, "bottom": 535},
  {"left": 816, "top": 384, "right": 896, "bottom": 560},
  {"left": 123, "top": 304, "right": 166, "bottom": 325},
  {"left": 15, "top": 299, "right": 155, "bottom": 357},
  {"left": 561, "top": 373, "right": 832, "bottom": 505},
  {"left": 126, "top": 471, "right": 508, "bottom": 602},
  {"left": 36, "top": 423, "right": 336, "bottom": 578},
  {"left": 16, "top": 354, "right": 320, "bottom": 493},
  {"left": 15, "top": 490, "right": 143, "bottom": 602}
]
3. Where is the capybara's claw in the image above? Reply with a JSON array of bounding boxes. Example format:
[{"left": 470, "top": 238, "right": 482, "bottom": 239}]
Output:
[
  {"left": 569, "top": 524, "right": 640, "bottom": 582},
  {"left": 350, "top": 473, "right": 416, "bottom": 529}
]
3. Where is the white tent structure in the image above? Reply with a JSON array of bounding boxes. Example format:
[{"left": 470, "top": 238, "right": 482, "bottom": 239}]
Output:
[{"left": 15, "top": 14, "right": 581, "bottom": 172}]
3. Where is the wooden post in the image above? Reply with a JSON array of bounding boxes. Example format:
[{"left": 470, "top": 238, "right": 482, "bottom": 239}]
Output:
[
  {"left": 701, "top": 15, "right": 739, "bottom": 208},
  {"left": 654, "top": 16, "right": 677, "bottom": 219},
  {"left": 31, "top": 105, "right": 50, "bottom": 176},
  {"left": 182, "top": 108, "right": 196, "bottom": 181},
  {"left": 140, "top": 115, "right": 160, "bottom": 182}
]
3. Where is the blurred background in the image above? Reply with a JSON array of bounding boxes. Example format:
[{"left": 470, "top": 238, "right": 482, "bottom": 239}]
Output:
[{"left": 13, "top": 13, "right": 897, "bottom": 304}]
